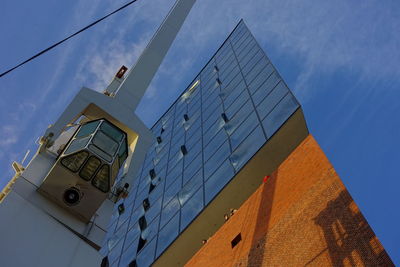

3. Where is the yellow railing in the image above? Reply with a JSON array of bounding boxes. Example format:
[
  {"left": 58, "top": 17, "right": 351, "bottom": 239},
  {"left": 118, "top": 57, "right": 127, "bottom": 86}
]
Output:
[{"left": 0, "top": 172, "right": 20, "bottom": 203}]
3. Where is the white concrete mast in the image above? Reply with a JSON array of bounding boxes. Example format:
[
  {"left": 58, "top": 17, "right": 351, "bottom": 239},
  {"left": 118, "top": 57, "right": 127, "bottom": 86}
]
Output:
[{"left": 0, "top": 0, "right": 196, "bottom": 266}]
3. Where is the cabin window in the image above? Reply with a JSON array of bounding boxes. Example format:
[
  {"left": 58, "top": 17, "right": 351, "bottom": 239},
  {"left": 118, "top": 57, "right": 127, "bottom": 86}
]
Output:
[
  {"left": 64, "top": 136, "right": 91, "bottom": 155},
  {"left": 92, "top": 131, "right": 119, "bottom": 157},
  {"left": 79, "top": 156, "right": 101, "bottom": 181},
  {"left": 92, "top": 165, "right": 110, "bottom": 193},
  {"left": 100, "top": 122, "right": 124, "bottom": 142},
  {"left": 61, "top": 151, "right": 89, "bottom": 172},
  {"left": 118, "top": 139, "right": 128, "bottom": 167},
  {"left": 75, "top": 120, "right": 100, "bottom": 138}
]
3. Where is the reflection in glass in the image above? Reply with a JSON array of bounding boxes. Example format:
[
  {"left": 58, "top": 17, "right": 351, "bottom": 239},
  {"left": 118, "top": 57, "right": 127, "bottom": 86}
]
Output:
[
  {"left": 262, "top": 93, "right": 299, "bottom": 138},
  {"left": 156, "top": 212, "right": 180, "bottom": 258},
  {"left": 231, "top": 126, "right": 266, "bottom": 172},
  {"left": 61, "top": 151, "right": 89, "bottom": 172},
  {"left": 180, "top": 187, "right": 204, "bottom": 230},
  {"left": 230, "top": 112, "right": 258, "bottom": 150},
  {"left": 92, "top": 131, "right": 119, "bottom": 156},
  {"left": 100, "top": 122, "right": 125, "bottom": 142},
  {"left": 75, "top": 120, "right": 100, "bottom": 138},
  {"left": 205, "top": 159, "right": 235, "bottom": 204},
  {"left": 136, "top": 237, "right": 157, "bottom": 267},
  {"left": 178, "top": 170, "right": 202, "bottom": 206},
  {"left": 257, "top": 81, "right": 289, "bottom": 120},
  {"left": 92, "top": 165, "right": 110, "bottom": 193},
  {"left": 204, "top": 141, "right": 230, "bottom": 179},
  {"left": 64, "top": 136, "right": 91, "bottom": 155},
  {"left": 160, "top": 197, "right": 180, "bottom": 228},
  {"left": 79, "top": 156, "right": 101, "bottom": 181}
]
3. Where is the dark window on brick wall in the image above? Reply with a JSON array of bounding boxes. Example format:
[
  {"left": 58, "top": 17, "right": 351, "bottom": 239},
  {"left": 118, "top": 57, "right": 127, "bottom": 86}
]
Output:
[{"left": 231, "top": 233, "right": 242, "bottom": 248}]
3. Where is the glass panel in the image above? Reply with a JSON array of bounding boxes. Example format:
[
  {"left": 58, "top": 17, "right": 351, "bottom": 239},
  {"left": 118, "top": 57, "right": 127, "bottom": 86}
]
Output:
[
  {"left": 141, "top": 215, "right": 159, "bottom": 243},
  {"left": 108, "top": 238, "right": 123, "bottom": 265},
  {"left": 205, "top": 159, "right": 235, "bottom": 204},
  {"left": 225, "top": 90, "right": 250, "bottom": 120},
  {"left": 180, "top": 187, "right": 204, "bottom": 230},
  {"left": 61, "top": 151, "right": 89, "bottom": 172},
  {"left": 241, "top": 50, "right": 263, "bottom": 75},
  {"left": 204, "top": 140, "right": 230, "bottom": 179},
  {"left": 136, "top": 237, "right": 157, "bottom": 267},
  {"left": 160, "top": 196, "right": 180, "bottom": 228},
  {"left": 182, "top": 152, "right": 202, "bottom": 185},
  {"left": 222, "top": 81, "right": 247, "bottom": 110},
  {"left": 145, "top": 197, "right": 162, "bottom": 224},
  {"left": 119, "top": 238, "right": 138, "bottom": 267},
  {"left": 64, "top": 136, "right": 91, "bottom": 155},
  {"left": 230, "top": 112, "right": 259, "bottom": 151},
  {"left": 224, "top": 100, "right": 253, "bottom": 136},
  {"left": 262, "top": 93, "right": 299, "bottom": 138},
  {"left": 203, "top": 128, "right": 228, "bottom": 162},
  {"left": 92, "top": 131, "right": 119, "bottom": 157},
  {"left": 129, "top": 206, "right": 145, "bottom": 230},
  {"left": 183, "top": 141, "right": 201, "bottom": 167},
  {"left": 178, "top": 169, "right": 202, "bottom": 206},
  {"left": 118, "top": 139, "right": 128, "bottom": 167},
  {"left": 156, "top": 211, "right": 180, "bottom": 258},
  {"left": 88, "top": 145, "right": 113, "bottom": 162},
  {"left": 166, "top": 159, "right": 183, "bottom": 189},
  {"left": 148, "top": 180, "right": 164, "bottom": 204},
  {"left": 163, "top": 178, "right": 182, "bottom": 208},
  {"left": 252, "top": 72, "right": 281, "bottom": 103},
  {"left": 237, "top": 40, "right": 257, "bottom": 61},
  {"left": 100, "top": 121, "right": 124, "bottom": 142},
  {"left": 92, "top": 165, "right": 110, "bottom": 193},
  {"left": 111, "top": 157, "right": 119, "bottom": 180},
  {"left": 230, "top": 126, "right": 266, "bottom": 172},
  {"left": 257, "top": 81, "right": 289, "bottom": 120},
  {"left": 79, "top": 156, "right": 101, "bottom": 181},
  {"left": 203, "top": 117, "right": 224, "bottom": 147},
  {"left": 75, "top": 120, "right": 100, "bottom": 138},
  {"left": 247, "top": 64, "right": 274, "bottom": 95},
  {"left": 244, "top": 57, "right": 268, "bottom": 84}
]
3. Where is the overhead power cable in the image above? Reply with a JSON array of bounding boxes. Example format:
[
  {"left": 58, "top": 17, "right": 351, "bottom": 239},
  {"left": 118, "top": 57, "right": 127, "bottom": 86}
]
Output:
[{"left": 0, "top": 0, "right": 139, "bottom": 78}]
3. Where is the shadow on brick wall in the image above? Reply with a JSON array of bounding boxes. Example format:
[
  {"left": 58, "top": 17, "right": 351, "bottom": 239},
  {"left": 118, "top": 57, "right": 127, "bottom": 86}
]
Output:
[
  {"left": 244, "top": 172, "right": 278, "bottom": 267},
  {"left": 313, "top": 190, "right": 393, "bottom": 267}
]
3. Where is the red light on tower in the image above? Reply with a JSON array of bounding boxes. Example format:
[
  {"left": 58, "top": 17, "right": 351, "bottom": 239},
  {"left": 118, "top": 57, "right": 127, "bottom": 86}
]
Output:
[{"left": 263, "top": 176, "right": 270, "bottom": 183}]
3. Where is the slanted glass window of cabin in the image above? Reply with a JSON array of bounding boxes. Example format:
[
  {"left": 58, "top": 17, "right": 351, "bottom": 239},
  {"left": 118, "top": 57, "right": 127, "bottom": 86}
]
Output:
[
  {"left": 118, "top": 139, "right": 128, "bottom": 167},
  {"left": 80, "top": 156, "right": 102, "bottom": 181},
  {"left": 92, "top": 131, "right": 119, "bottom": 158},
  {"left": 100, "top": 122, "right": 125, "bottom": 142},
  {"left": 92, "top": 165, "right": 110, "bottom": 192},
  {"left": 75, "top": 120, "right": 100, "bottom": 138},
  {"left": 61, "top": 151, "right": 89, "bottom": 172}
]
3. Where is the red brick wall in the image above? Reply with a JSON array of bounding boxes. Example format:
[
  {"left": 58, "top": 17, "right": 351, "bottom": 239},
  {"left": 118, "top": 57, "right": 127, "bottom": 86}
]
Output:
[{"left": 186, "top": 135, "right": 393, "bottom": 267}]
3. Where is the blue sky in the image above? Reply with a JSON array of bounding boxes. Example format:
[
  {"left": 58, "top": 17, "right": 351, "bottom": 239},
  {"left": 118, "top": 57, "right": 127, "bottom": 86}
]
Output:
[{"left": 1, "top": 0, "right": 399, "bottom": 263}]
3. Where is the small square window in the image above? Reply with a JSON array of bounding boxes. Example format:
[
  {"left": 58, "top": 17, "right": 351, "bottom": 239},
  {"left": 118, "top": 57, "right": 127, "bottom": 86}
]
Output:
[
  {"left": 181, "top": 145, "right": 188, "bottom": 155},
  {"left": 184, "top": 114, "right": 189, "bottom": 121},
  {"left": 157, "top": 136, "right": 162, "bottom": 144},
  {"left": 231, "top": 233, "right": 242, "bottom": 248}
]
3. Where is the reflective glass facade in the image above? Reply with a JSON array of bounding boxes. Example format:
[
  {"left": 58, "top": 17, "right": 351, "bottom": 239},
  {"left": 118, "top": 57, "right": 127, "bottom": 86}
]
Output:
[{"left": 102, "top": 20, "right": 300, "bottom": 267}]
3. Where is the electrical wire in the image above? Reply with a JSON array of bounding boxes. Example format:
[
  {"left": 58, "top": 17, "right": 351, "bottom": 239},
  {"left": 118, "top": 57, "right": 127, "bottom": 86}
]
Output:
[{"left": 0, "top": 0, "right": 139, "bottom": 78}]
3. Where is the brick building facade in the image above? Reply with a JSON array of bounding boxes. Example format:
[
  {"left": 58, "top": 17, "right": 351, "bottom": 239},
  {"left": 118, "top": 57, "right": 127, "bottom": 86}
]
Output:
[{"left": 186, "top": 135, "right": 393, "bottom": 267}]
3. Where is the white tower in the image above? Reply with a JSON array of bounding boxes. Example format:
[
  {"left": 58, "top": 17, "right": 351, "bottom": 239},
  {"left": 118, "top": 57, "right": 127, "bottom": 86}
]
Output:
[{"left": 0, "top": 0, "right": 196, "bottom": 266}]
